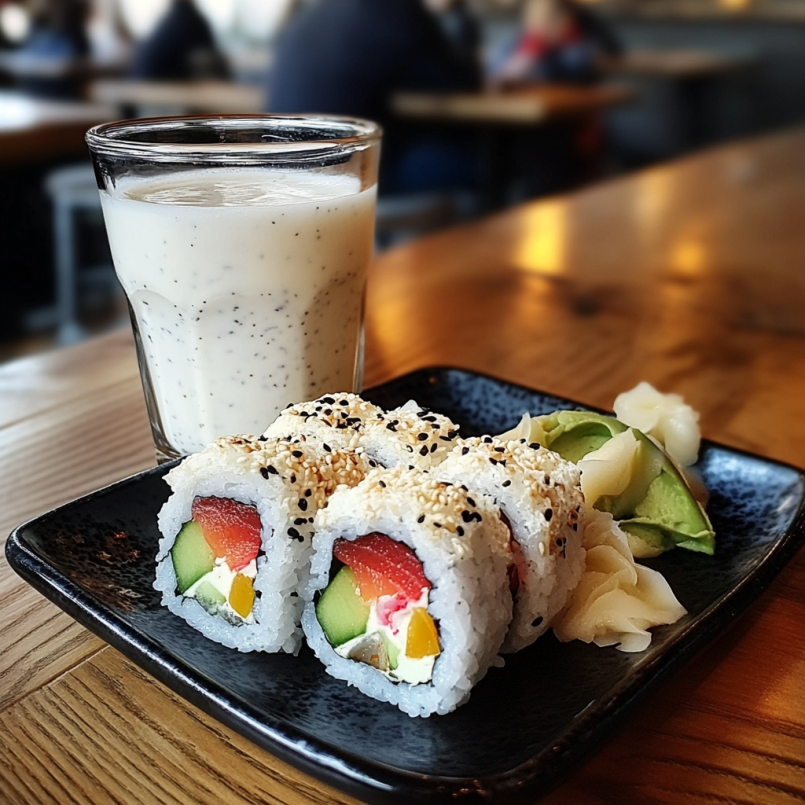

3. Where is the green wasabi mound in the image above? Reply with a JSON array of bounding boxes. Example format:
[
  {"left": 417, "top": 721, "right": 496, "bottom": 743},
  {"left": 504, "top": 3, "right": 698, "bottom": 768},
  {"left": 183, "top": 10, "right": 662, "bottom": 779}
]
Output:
[{"left": 530, "top": 410, "right": 715, "bottom": 556}]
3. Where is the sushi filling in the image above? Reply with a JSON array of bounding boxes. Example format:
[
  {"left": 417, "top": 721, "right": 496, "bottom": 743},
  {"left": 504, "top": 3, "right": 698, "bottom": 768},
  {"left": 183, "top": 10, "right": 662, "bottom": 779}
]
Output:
[
  {"left": 170, "top": 496, "right": 263, "bottom": 625},
  {"left": 316, "top": 533, "right": 440, "bottom": 685}
]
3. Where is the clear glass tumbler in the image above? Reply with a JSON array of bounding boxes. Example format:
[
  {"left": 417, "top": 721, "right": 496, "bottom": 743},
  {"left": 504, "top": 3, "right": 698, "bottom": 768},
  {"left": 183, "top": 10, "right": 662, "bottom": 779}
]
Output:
[{"left": 86, "top": 115, "right": 381, "bottom": 463}]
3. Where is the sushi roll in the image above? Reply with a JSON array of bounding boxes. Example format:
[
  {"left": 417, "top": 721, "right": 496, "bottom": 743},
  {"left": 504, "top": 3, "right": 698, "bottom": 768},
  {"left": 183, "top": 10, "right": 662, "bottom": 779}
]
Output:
[
  {"left": 263, "top": 393, "right": 384, "bottom": 452},
  {"left": 264, "top": 395, "right": 461, "bottom": 472},
  {"left": 302, "top": 465, "right": 512, "bottom": 717},
  {"left": 154, "top": 435, "right": 368, "bottom": 654},
  {"left": 435, "top": 437, "right": 585, "bottom": 653},
  {"left": 361, "top": 401, "right": 461, "bottom": 470}
]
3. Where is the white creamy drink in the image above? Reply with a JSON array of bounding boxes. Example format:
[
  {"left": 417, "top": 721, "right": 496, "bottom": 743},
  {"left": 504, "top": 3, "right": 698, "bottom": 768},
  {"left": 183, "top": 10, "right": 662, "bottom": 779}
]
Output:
[{"left": 100, "top": 169, "right": 376, "bottom": 455}]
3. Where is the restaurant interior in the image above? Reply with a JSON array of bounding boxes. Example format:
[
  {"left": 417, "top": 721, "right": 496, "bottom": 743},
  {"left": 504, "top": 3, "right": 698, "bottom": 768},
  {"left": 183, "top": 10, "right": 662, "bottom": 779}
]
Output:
[
  {"left": 1, "top": 1, "right": 804, "bottom": 804},
  {"left": 3, "top": 0, "right": 805, "bottom": 355}
]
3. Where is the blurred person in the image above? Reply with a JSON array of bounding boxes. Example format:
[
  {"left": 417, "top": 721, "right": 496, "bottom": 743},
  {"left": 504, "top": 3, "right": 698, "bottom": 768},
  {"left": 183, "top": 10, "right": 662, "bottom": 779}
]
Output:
[
  {"left": 267, "top": 0, "right": 483, "bottom": 194},
  {"left": 425, "top": 0, "right": 482, "bottom": 66},
  {"left": 491, "top": 0, "right": 620, "bottom": 86},
  {"left": 14, "top": 0, "right": 90, "bottom": 98},
  {"left": 86, "top": 0, "right": 132, "bottom": 67},
  {"left": 129, "top": 0, "right": 228, "bottom": 81}
]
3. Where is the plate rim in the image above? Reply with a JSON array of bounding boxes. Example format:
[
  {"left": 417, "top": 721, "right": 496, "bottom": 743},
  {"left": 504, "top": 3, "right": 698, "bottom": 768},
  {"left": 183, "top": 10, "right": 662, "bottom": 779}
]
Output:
[{"left": 6, "top": 366, "right": 805, "bottom": 804}]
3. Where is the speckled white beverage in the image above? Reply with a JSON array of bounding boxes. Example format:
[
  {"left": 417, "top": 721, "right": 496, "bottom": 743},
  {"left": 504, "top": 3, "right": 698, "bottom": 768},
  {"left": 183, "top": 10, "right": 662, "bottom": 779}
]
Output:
[{"left": 100, "top": 169, "right": 376, "bottom": 456}]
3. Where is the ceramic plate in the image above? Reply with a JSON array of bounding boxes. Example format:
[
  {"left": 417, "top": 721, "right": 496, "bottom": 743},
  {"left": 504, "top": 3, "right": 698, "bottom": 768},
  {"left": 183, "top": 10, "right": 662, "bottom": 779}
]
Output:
[{"left": 7, "top": 368, "right": 805, "bottom": 804}]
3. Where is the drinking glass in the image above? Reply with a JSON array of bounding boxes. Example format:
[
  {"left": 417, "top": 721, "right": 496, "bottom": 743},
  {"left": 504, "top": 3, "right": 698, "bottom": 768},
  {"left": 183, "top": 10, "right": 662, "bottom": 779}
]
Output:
[{"left": 86, "top": 115, "right": 381, "bottom": 462}]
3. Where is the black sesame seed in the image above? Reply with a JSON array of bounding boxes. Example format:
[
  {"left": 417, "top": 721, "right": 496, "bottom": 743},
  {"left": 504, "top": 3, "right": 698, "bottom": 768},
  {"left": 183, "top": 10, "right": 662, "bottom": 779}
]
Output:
[
  {"left": 462, "top": 510, "right": 473, "bottom": 523},
  {"left": 439, "top": 435, "right": 452, "bottom": 441},
  {"left": 294, "top": 517, "right": 306, "bottom": 525},
  {"left": 323, "top": 443, "right": 331, "bottom": 452},
  {"left": 529, "top": 442, "right": 541, "bottom": 450},
  {"left": 260, "top": 467, "right": 269, "bottom": 479},
  {"left": 291, "top": 450, "right": 302, "bottom": 458},
  {"left": 467, "top": 496, "right": 476, "bottom": 507},
  {"left": 290, "top": 474, "right": 296, "bottom": 483},
  {"left": 299, "top": 498, "right": 308, "bottom": 511},
  {"left": 483, "top": 436, "right": 493, "bottom": 444},
  {"left": 417, "top": 514, "right": 425, "bottom": 523},
  {"left": 386, "top": 423, "right": 397, "bottom": 432},
  {"left": 323, "top": 408, "right": 333, "bottom": 416},
  {"left": 369, "top": 459, "right": 377, "bottom": 467},
  {"left": 494, "top": 447, "right": 505, "bottom": 453},
  {"left": 420, "top": 445, "right": 429, "bottom": 456},
  {"left": 417, "top": 432, "right": 428, "bottom": 441},
  {"left": 532, "top": 616, "right": 544, "bottom": 627},
  {"left": 379, "top": 480, "right": 386, "bottom": 488},
  {"left": 433, "top": 522, "right": 441, "bottom": 528},
  {"left": 288, "top": 527, "right": 301, "bottom": 539},
  {"left": 573, "top": 523, "right": 578, "bottom": 531},
  {"left": 457, "top": 526, "right": 464, "bottom": 536},
  {"left": 257, "top": 435, "right": 268, "bottom": 442},
  {"left": 304, "top": 489, "right": 312, "bottom": 497},
  {"left": 545, "top": 508, "right": 553, "bottom": 522},
  {"left": 462, "top": 447, "right": 470, "bottom": 455},
  {"left": 502, "top": 480, "right": 512, "bottom": 488},
  {"left": 489, "top": 457, "right": 498, "bottom": 465},
  {"left": 406, "top": 445, "right": 413, "bottom": 453},
  {"left": 266, "top": 465, "right": 278, "bottom": 475},
  {"left": 430, "top": 443, "right": 438, "bottom": 453},
  {"left": 320, "top": 396, "right": 335, "bottom": 404},
  {"left": 339, "top": 400, "right": 349, "bottom": 406}
]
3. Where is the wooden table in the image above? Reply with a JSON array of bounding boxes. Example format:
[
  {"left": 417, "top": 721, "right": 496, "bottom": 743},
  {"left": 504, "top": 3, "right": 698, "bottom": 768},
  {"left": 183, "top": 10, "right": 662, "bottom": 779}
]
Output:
[
  {"left": 391, "top": 83, "right": 634, "bottom": 125},
  {"left": 89, "top": 79, "right": 264, "bottom": 115},
  {"left": 0, "top": 91, "right": 116, "bottom": 166},
  {"left": 605, "top": 48, "right": 753, "bottom": 78},
  {"left": 2, "top": 128, "right": 805, "bottom": 803}
]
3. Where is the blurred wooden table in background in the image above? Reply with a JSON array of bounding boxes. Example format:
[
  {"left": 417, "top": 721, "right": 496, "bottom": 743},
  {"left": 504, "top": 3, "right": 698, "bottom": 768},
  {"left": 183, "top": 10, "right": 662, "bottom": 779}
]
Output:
[
  {"left": 0, "top": 91, "right": 115, "bottom": 166},
  {"left": 392, "top": 83, "right": 634, "bottom": 125},
  {"left": 1, "top": 128, "right": 804, "bottom": 804},
  {"left": 89, "top": 79, "right": 263, "bottom": 116}
]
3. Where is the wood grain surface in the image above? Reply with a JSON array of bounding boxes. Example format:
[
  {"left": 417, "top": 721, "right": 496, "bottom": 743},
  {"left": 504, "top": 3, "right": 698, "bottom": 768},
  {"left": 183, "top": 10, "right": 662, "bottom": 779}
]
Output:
[
  {"left": 391, "top": 83, "right": 633, "bottom": 125},
  {"left": 2, "top": 129, "right": 805, "bottom": 804}
]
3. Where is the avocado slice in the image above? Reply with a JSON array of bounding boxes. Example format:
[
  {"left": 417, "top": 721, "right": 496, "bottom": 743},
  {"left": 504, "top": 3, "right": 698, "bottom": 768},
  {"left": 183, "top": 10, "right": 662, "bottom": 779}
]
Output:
[
  {"left": 316, "top": 566, "right": 371, "bottom": 647},
  {"left": 194, "top": 579, "right": 226, "bottom": 614},
  {"left": 171, "top": 520, "right": 216, "bottom": 594},
  {"left": 531, "top": 410, "right": 715, "bottom": 555}
]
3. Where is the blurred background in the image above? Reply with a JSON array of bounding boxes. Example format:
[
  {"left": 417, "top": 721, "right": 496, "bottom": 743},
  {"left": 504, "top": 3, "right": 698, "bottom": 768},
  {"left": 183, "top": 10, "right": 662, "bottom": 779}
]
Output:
[{"left": 0, "top": 0, "right": 801, "bottom": 361}]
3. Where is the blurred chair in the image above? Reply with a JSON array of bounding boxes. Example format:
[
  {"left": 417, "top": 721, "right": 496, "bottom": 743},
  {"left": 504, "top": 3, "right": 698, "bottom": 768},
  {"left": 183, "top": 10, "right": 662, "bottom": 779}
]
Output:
[{"left": 44, "top": 163, "right": 117, "bottom": 344}]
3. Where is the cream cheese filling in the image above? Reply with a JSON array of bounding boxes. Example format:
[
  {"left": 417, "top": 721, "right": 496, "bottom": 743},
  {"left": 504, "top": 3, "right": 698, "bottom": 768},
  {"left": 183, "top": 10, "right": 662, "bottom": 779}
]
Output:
[
  {"left": 335, "top": 590, "right": 436, "bottom": 685},
  {"left": 184, "top": 557, "right": 257, "bottom": 625}
]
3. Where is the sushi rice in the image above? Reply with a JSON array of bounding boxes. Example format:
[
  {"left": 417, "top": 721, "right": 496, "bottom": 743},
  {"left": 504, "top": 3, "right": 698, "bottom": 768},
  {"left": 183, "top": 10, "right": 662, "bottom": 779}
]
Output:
[{"left": 436, "top": 436, "right": 585, "bottom": 652}]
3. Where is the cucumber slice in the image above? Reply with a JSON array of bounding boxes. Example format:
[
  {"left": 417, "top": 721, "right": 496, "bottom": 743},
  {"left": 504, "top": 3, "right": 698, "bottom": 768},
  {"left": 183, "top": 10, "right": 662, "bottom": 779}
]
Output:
[
  {"left": 171, "top": 520, "right": 216, "bottom": 594},
  {"left": 384, "top": 632, "right": 400, "bottom": 670},
  {"left": 316, "top": 566, "right": 370, "bottom": 647}
]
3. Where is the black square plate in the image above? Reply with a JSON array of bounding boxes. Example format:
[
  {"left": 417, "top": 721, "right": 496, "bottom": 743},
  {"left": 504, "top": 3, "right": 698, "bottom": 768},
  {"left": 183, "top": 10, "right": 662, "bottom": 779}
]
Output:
[{"left": 7, "top": 368, "right": 805, "bottom": 804}]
